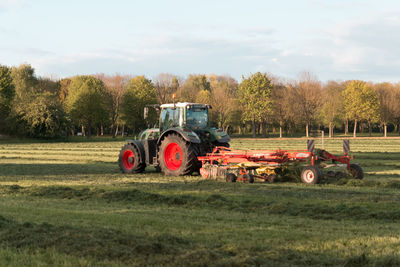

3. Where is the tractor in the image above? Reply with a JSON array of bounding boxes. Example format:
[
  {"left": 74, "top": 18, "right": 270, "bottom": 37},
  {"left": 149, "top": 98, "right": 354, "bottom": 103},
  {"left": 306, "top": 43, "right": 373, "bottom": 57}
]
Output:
[{"left": 118, "top": 102, "right": 230, "bottom": 176}]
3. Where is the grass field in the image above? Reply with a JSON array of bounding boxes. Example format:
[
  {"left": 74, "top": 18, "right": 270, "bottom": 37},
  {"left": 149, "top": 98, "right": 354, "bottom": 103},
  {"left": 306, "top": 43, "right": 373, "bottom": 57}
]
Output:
[{"left": 1, "top": 138, "right": 400, "bottom": 266}]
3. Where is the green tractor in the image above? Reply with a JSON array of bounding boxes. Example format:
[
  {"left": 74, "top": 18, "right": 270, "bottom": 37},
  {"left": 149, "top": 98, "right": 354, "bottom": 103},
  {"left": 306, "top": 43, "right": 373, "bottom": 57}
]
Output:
[{"left": 118, "top": 102, "right": 230, "bottom": 176}]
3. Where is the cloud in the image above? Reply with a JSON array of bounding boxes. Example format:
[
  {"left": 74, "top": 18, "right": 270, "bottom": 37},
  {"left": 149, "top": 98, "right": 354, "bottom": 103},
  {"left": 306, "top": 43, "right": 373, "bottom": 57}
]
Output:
[
  {"left": 0, "top": 0, "right": 24, "bottom": 11},
  {"left": 22, "top": 11, "right": 400, "bottom": 83}
]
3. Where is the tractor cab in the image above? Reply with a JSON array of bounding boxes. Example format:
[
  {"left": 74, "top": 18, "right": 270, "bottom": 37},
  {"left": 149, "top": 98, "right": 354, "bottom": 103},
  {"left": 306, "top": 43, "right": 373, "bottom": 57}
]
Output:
[{"left": 159, "top": 102, "right": 210, "bottom": 132}]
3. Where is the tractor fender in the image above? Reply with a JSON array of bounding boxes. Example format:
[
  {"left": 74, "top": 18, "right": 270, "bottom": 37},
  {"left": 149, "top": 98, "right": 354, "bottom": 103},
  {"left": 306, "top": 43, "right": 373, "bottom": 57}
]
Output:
[
  {"left": 125, "top": 140, "right": 146, "bottom": 163},
  {"left": 157, "top": 128, "right": 201, "bottom": 146},
  {"left": 208, "top": 128, "right": 231, "bottom": 143}
]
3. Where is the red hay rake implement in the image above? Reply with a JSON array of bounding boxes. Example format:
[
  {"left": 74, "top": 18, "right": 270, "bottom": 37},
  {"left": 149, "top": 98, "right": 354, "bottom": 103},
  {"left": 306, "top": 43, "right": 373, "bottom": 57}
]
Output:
[{"left": 197, "top": 140, "right": 364, "bottom": 184}]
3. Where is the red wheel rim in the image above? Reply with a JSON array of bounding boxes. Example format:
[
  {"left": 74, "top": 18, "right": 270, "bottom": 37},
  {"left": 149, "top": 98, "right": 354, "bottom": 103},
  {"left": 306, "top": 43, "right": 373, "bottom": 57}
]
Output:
[
  {"left": 164, "top": 142, "right": 183, "bottom": 171},
  {"left": 122, "top": 150, "right": 134, "bottom": 170}
]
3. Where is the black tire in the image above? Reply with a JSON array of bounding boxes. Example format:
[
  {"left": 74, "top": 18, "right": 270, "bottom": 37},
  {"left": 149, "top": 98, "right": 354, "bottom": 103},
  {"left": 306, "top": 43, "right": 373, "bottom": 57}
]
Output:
[
  {"left": 349, "top": 164, "right": 364, "bottom": 179},
  {"left": 243, "top": 174, "right": 254, "bottom": 183},
  {"left": 118, "top": 144, "right": 146, "bottom": 173},
  {"left": 301, "top": 166, "right": 320, "bottom": 184},
  {"left": 158, "top": 134, "right": 199, "bottom": 176},
  {"left": 327, "top": 171, "right": 335, "bottom": 177},
  {"left": 226, "top": 173, "right": 237, "bottom": 183},
  {"left": 268, "top": 174, "right": 278, "bottom": 183}
]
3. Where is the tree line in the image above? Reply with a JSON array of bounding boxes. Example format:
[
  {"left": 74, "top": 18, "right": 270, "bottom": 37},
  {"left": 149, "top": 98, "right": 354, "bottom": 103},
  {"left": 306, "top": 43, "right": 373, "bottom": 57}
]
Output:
[{"left": 0, "top": 63, "right": 399, "bottom": 139}]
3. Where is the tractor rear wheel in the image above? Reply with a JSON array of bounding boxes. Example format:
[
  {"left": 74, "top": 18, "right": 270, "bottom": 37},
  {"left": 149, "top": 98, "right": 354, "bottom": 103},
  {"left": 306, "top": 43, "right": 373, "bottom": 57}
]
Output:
[
  {"left": 159, "top": 134, "right": 198, "bottom": 176},
  {"left": 118, "top": 144, "right": 146, "bottom": 173},
  {"left": 301, "top": 166, "right": 320, "bottom": 184}
]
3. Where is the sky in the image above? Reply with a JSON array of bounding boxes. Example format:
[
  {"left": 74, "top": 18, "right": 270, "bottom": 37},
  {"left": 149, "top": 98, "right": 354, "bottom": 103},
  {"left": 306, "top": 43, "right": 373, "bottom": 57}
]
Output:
[{"left": 1, "top": 0, "right": 400, "bottom": 82}]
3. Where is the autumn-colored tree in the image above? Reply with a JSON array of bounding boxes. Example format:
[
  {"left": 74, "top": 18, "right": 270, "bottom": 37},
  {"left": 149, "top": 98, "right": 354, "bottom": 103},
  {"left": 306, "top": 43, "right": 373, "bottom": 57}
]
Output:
[
  {"left": 120, "top": 76, "right": 157, "bottom": 135},
  {"left": 321, "top": 81, "right": 344, "bottom": 138},
  {"left": 271, "top": 82, "right": 291, "bottom": 138},
  {"left": 343, "top": 80, "right": 380, "bottom": 137},
  {"left": 208, "top": 74, "right": 238, "bottom": 131},
  {"left": 153, "top": 73, "right": 179, "bottom": 104},
  {"left": 238, "top": 72, "right": 273, "bottom": 138},
  {"left": 291, "top": 72, "right": 322, "bottom": 137},
  {"left": 58, "top": 78, "right": 72, "bottom": 103},
  {"left": 177, "top": 74, "right": 210, "bottom": 102},
  {"left": 96, "top": 73, "right": 129, "bottom": 137},
  {"left": 374, "top": 82, "right": 397, "bottom": 137}
]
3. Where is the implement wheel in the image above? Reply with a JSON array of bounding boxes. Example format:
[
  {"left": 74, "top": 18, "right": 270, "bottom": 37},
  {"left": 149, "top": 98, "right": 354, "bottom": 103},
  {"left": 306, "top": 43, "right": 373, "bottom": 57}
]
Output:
[
  {"left": 118, "top": 144, "right": 146, "bottom": 173},
  {"left": 349, "top": 164, "right": 364, "bottom": 179},
  {"left": 301, "top": 166, "right": 320, "bottom": 184},
  {"left": 226, "top": 173, "right": 237, "bottom": 183},
  {"left": 159, "top": 134, "right": 198, "bottom": 176}
]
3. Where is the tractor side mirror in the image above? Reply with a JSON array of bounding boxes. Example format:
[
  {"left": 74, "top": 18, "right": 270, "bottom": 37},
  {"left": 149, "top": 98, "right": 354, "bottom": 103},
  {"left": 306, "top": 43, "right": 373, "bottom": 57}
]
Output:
[{"left": 144, "top": 107, "right": 148, "bottom": 120}]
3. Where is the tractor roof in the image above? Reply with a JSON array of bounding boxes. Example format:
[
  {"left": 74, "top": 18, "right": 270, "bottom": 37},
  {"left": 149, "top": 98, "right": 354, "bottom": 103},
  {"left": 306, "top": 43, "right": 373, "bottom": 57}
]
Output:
[{"left": 160, "top": 102, "right": 211, "bottom": 109}]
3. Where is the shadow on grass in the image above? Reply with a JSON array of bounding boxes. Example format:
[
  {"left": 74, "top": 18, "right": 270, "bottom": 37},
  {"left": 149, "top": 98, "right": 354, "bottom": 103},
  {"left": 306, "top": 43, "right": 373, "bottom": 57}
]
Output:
[
  {"left": 1, "top": 213, "right": 399, "bottom": 266},
  {"left": 0, "top": 214, "right": 189, "bottom": 264},
  {"left": 0, "top": 163, "right": 118, "bottom": 176},
  {"left": 3, "top": 185, "right": 400, "bottom": 222}
]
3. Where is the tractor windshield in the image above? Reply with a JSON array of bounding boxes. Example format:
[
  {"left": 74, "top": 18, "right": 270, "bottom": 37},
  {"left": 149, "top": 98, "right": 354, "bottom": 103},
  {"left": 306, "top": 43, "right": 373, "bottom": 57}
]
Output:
[{"left": 186, "top": 106, "right": 208, "bottom": 129}]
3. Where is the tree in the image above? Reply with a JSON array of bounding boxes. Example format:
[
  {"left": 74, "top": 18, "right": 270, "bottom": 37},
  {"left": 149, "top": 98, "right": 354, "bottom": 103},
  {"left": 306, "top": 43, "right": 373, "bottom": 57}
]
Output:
[
  {"left": 96, "top": 73, "right": 129, "bottom": 137},
  {"left": 153, "top": 73, "right": 179, "bottom": 104},
  {"left": 291, "top": 72, "right": 322, "bottom": 138},
  {"left": 58, "top": 78, "right": 72, "bottom": 103},
  {"left": 0, "top": 65, "right": 15, "bottom": 133},
  {"left": 321, "top": 81, "right": 344, "bottom": 138},
  {"left": 64, "top": 76, "right": 109, "bottom": 138},
  {"left": 208, "top": 75, "right": 238, "bottom": 131},
  {"left": 120, "top": 76, "right": 157, "bottom": 134},
  {"left": 374, "top": 82, "right": 396, "bottom": 137},
  {"left": 177, "top": 74, "right": 210, "bottom": 102},
  {"left": 238, "top": 72, "right": 273, "bottom": 138},
  {"left": 271, "top": 82, "right": 290, "bottom": 138},
  {"left": 342, "top": 80, "right": 380, "bottom": 137},
  {"left": 11, "top": 64, "right": 38, "bottom": 99},
  {"left": 13, "top": 92, "right": 68, "bottom": 138}
]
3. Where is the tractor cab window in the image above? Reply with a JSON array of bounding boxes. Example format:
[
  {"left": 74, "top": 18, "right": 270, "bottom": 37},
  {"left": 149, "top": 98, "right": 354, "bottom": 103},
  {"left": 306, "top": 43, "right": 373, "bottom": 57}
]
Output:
[
  {"left": 160, "top": 107, "right": 181, "bottom": 130},
  {"left": 186, "top": 106, "right": 208, "bottom": 129}
]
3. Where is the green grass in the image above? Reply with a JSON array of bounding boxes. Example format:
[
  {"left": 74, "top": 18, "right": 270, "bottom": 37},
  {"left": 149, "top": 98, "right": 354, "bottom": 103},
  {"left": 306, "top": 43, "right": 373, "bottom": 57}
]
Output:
[{"left": 1, "top": 138, "right": 400, "bottom": 266}]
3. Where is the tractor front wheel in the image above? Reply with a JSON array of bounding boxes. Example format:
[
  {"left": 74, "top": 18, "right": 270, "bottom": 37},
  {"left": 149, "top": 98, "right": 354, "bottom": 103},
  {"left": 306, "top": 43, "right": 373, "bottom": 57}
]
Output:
[
  {"left": 118, "top": 144, "right": 146, "bottom": 173},
  {"left": 159, "top": 134, "right": 198, "bottom": 176}
]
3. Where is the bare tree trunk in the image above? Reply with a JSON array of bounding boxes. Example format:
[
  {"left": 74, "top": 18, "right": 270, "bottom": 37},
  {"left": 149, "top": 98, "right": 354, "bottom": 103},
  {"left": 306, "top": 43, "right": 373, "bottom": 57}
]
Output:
[
  {"left": 71, "top": 129, "right": 75, "bottom": 136},
  {"left": 114, "top": 125, "right": 119, "bottom": 138},
  {"left": 306, "top": 123, "right": 309, "bottom": 138},
  {"left": 82, "top": 125, "right": 85, "bottom": 137},
  {"left": 279, "top": 125, "right": 282, "bottom": 138},
  {"left": 368, "top": 120, "right": 372, "bottom": 137},
  {"left": 101, "top": 125, "right": 104, "bottom": 136},
  {"left": 252, "top": 118, "right": 256, "bottom": 138},
  {"left": 121, "top": 125, "right": 125, "bottom": 137},
  {"left": 345, "top": 119, "right": 349, "bottom": 135},
  {"left": 384, "top": 123, "right": 387, "bottom": 137},
  {"left": 87, "top": 121, "right": 92, "bottom": 138},
  {"left": 353, "top": 119, "right": 357, "bottom": 138},
  {"left": 262, "top": 120, "right": 267, "bottom": 138},
  {"left": 238, "top": 126, "right": 241, "bottom": 135},
  {"left": 397, "top": 122, "right": 400, "bottom": 135},
  {"left": 329, "top": 122, "right": 332, "bottom": 138},
  {"left": 96, "top": 127, "right": 100, "bottom": 137}
]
